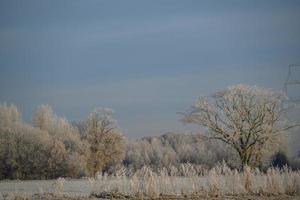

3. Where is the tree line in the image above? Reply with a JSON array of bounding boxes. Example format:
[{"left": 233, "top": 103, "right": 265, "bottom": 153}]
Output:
[
  {"left": 0, "top": 104, "right": 125, "bottom": 179},
  {"left": 0, "top": 84, "right": 299, "bottom": 179}
]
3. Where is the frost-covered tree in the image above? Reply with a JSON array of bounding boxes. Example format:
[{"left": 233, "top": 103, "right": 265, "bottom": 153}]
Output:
[
  {"left": 0, "top": 124, "right": 52, "bottom": 179},
  {"left": 182, "top": 85, "right": 297, "bottom": 168},
  {"left": 0, "top": 103, "right": 21, "bottom": 128},
  {"left": 85, "top": 108, "right": 126, "bottom": 176},
  {"left": 33, "top": 105, "right": 87, "bottom": 151},
  {"left": 124, "top": 132, "right": 228, "bottom": 170},
  {"left": 0, "top": 103, "right": 128, "bottom": 179},
  {"left": 0, "top": 104, "right": 53, "bottom": 179},
  {"left": 32, "top": 104, "right": 53, "bottom": 130},
  {"left": 33, "top": 104, "right": 89, "bottom": 177}
]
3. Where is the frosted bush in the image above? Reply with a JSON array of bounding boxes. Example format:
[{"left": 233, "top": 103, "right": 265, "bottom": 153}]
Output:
[
  {"left": 90, "top": 164, "right": 300, "bottom": 198},
  {"left": 53, "top": 177, "right": 65, "bottom": 196}
]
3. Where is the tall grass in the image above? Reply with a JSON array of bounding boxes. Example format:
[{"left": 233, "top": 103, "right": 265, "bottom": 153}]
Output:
[{"left": 90, "top": 164, "right": 300, "bottom": 198}]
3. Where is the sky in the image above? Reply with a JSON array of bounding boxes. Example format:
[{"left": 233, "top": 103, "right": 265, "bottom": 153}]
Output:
[{"left": 0, "top": 0, "right": 300, "bottom": 138}]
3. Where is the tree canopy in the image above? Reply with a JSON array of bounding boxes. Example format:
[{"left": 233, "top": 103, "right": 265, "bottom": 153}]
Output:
[{"left": 182, "top": 85, "right": 297, "bottom": 168}]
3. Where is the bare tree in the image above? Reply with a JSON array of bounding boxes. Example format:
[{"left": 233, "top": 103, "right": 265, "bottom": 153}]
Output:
[
  {"left": 182, "top": 85, "right": 298, "bottom": 168},
  {"left": 86, "top": 108, "right": 126, "bottom": 176}
]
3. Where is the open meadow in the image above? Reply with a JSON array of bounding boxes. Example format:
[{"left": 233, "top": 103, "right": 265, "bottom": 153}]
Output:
[{"left": 1, "top": 165, "right": 300, "bottom": 199}]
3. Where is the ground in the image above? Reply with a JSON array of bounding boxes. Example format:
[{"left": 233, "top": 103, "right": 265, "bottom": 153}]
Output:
[
  {"left": 1, "top": 179, "right": 299, "bottom": 200},
  {"left": 2, "top": 194, "right": 300, "bottom": 200}
]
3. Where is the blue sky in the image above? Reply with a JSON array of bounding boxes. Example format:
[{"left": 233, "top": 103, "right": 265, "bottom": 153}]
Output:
[{"left": 0, "top": 0, "right": 300, "bottom": 138}]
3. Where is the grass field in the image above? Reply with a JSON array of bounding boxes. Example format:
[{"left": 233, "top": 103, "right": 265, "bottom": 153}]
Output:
[{"left": 1, "top": 165, "right": 300, "bottom": 200}]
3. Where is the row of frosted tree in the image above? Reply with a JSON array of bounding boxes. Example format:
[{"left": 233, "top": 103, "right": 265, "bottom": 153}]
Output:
[
  {"left": 0, "top": 85, "right": 299, "bottom": 179},
  {"left": 0, "top": 105, "right": 125, "bottom": 179}
]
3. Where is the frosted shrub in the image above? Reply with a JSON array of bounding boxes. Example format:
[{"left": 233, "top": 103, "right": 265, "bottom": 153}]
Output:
[
  {"left": 90, "top": 164, "right": 300, "bottom": 198},
  {"left": 266, "top": 168, "right": 284, "bottom": 195},
  {"left": 207, "top": 168, "right": 220, "bottom": 195},
  {"left": 143, "top": 175, "right": 159, "bottom": 197},
  {"left": 134, "top": 166, "right": 157, "bottom": 178},
  {"left": 53, "top": 177, "right": 65, "bottom": 196},
  {"left": 244, "top": 166, "right": 255, "bottom": 193},
  {"left": 112, "top": 166, "right": 128, "bottom": 177},
  {"left": 283, "top": 167, "right": 299, "bottom": 195},
  {"left": 88, "top": 177, "right": 96, "bottom": 191},
  {"left": 178, "top": 163, "right": 197, "bottom": 177},
  {"left": 231, "top": 169, "right": 244, "bottom": 195}
]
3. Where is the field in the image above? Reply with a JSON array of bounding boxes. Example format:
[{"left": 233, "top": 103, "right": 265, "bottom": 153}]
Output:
[
  {"left": 1, "top": 166, "right": 300, "bottom": 200},
  {"left": 0, "top": 179, "right": 91, "bottom": 197},
  {"left": 1, "top": 180, "right": 300, "bottom": 200}
]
